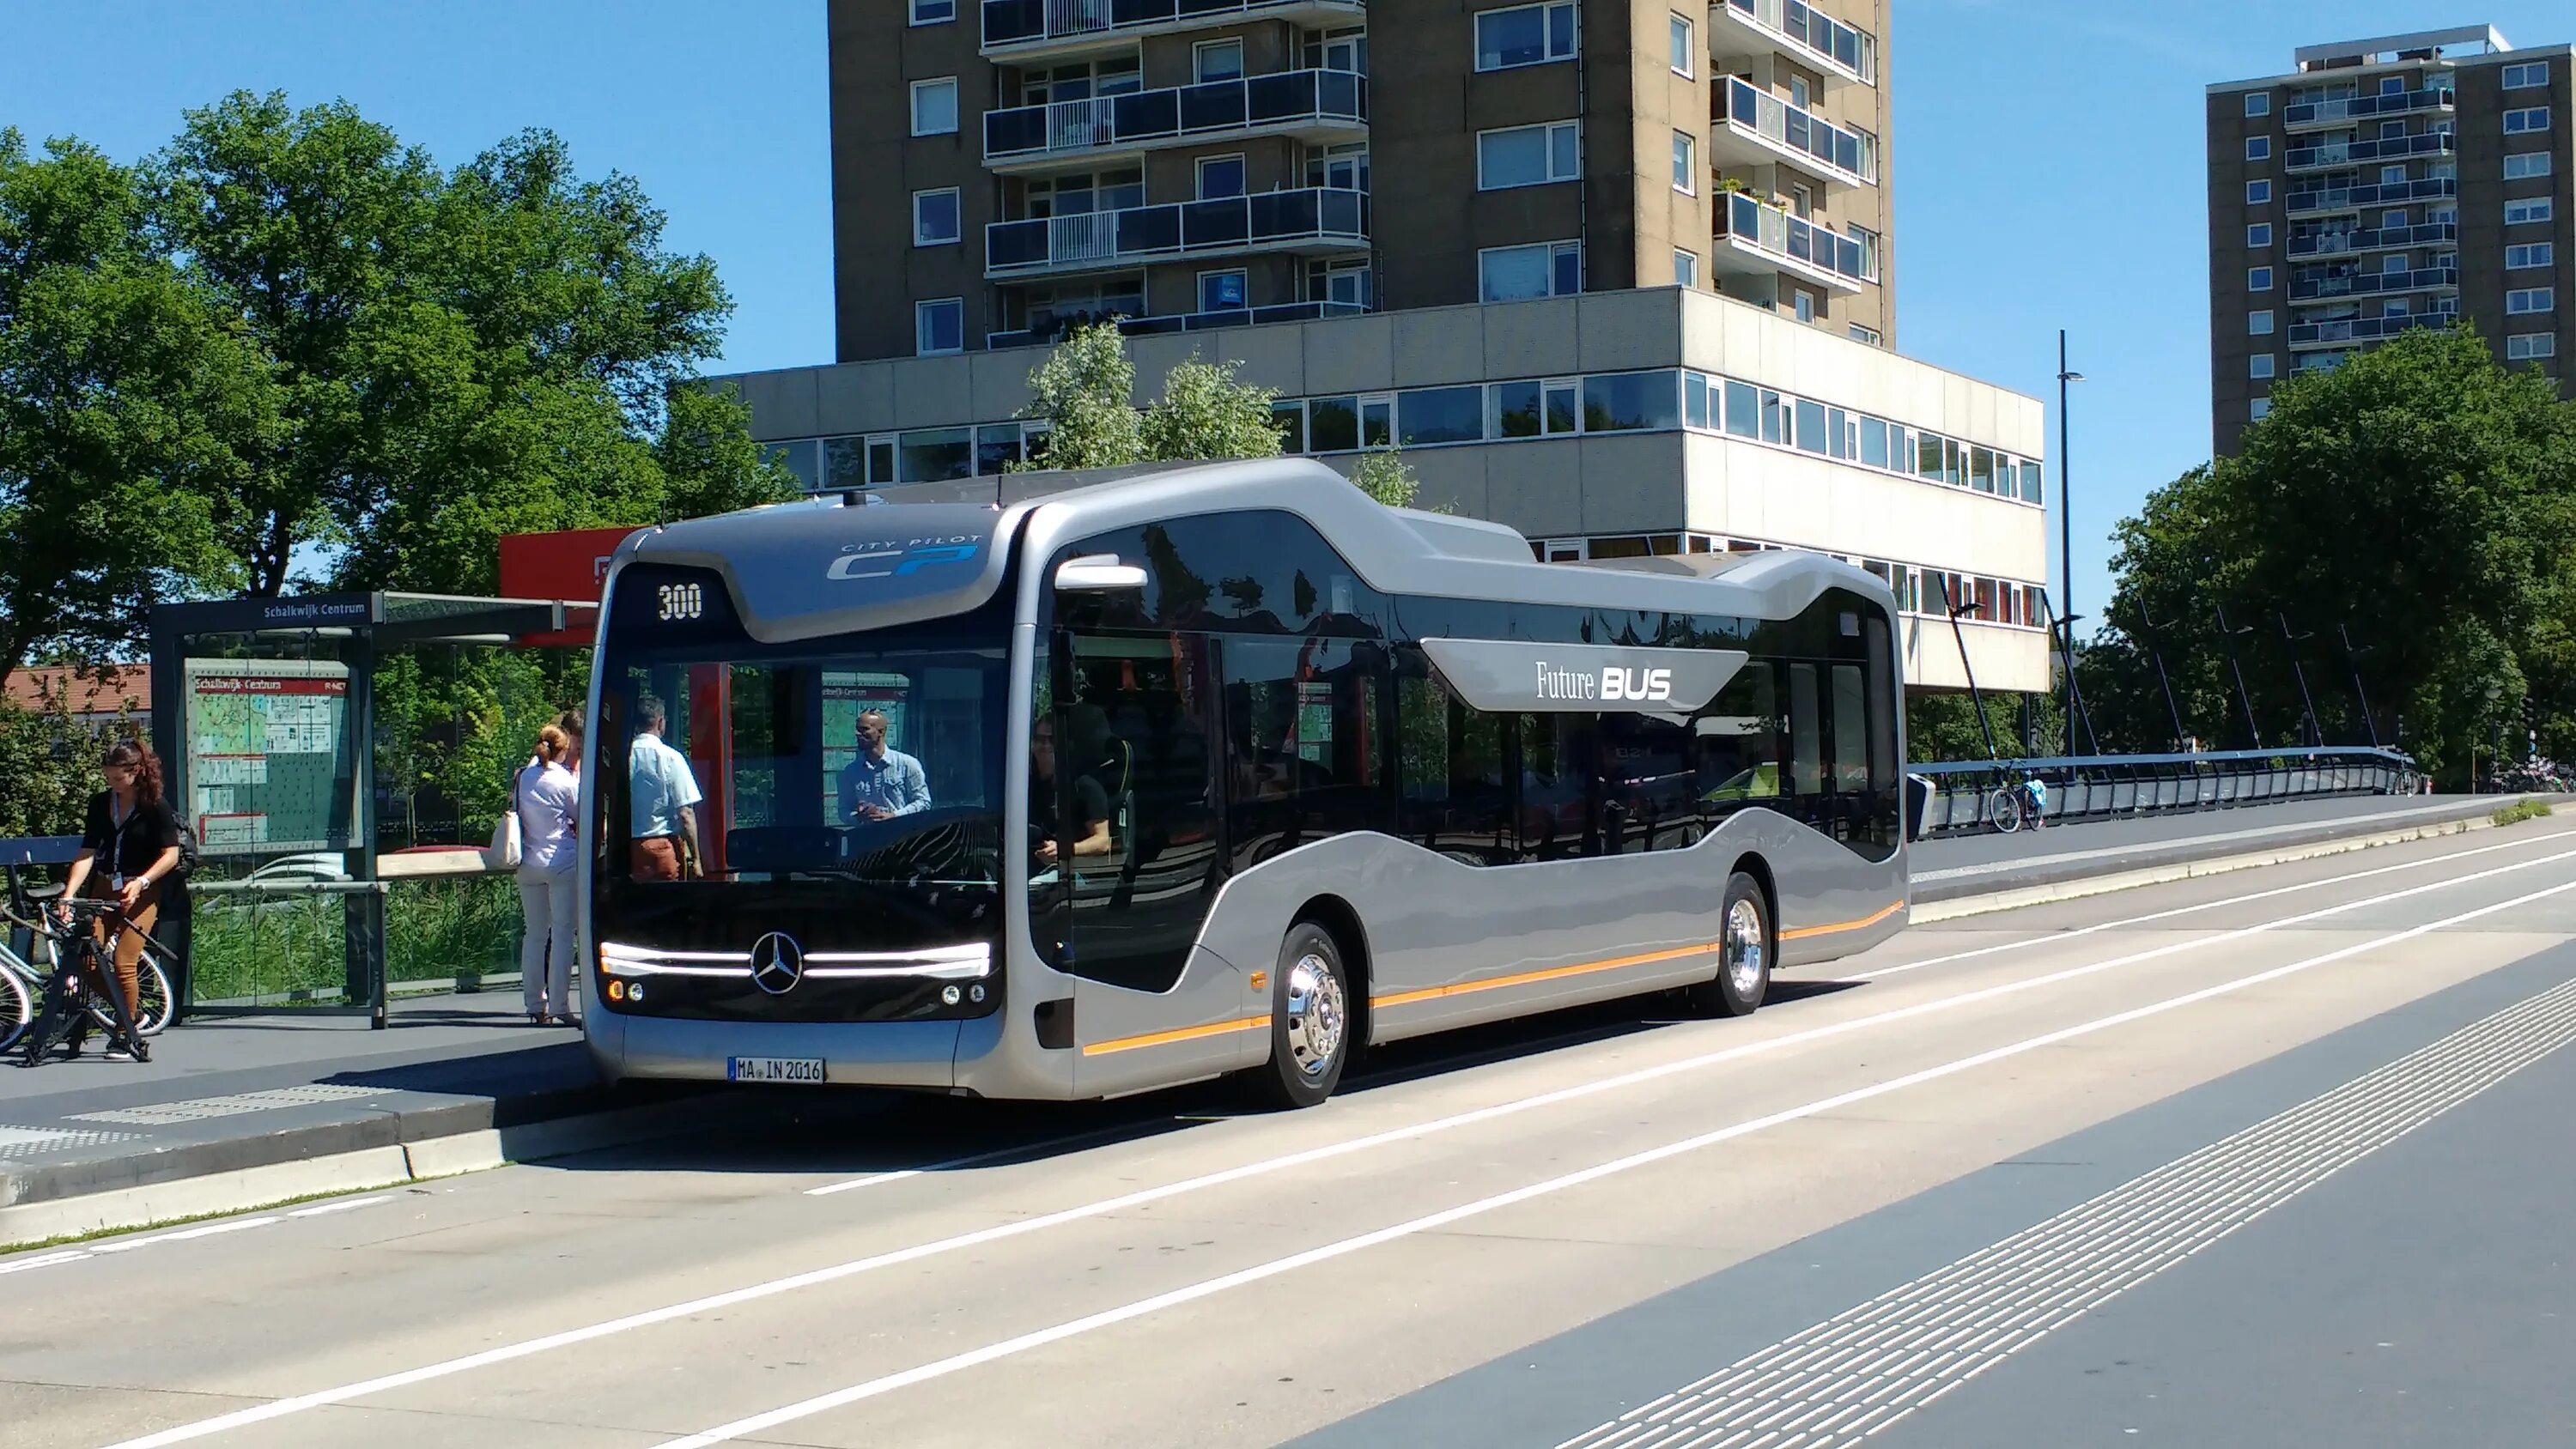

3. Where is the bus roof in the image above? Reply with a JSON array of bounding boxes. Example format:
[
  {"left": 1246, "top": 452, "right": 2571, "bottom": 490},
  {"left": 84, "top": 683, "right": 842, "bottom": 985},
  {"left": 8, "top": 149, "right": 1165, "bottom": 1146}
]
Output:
[{"left": 615, "top": 458, "right": 1892, "bottom": 644}]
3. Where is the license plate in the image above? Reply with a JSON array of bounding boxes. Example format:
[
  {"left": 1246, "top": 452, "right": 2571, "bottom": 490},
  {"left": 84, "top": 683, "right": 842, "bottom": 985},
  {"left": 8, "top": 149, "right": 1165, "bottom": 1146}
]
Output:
[{"left": 728, "top": 1056, "right": 826, "bottom": 1084}]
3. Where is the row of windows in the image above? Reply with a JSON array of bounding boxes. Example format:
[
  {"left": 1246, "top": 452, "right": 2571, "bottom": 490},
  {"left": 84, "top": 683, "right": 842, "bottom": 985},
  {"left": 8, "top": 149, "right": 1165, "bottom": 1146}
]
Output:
[
  {"left": 2508, "top": 332, "right": 2558, "bottom": 361},
  {"left": 1479, "top": 120, "right": 1583, "bottom": 191},
  {"left": 2506, "top": 151, "right": 2554, "bottom": 179},
  {"left": 2506, "top": 106, "right": 2551, "bottom": 135},
  {"left": 2508, "top": 242, "right": 2556, "bottom": 270},
  {"left": 764, "top": 368, "right": 2044, "bottom": 505},
  {"left": 2508, "top": 197, "right": 2555, "bottom": 225},
  {"left": 1532, "top": 533, "right": 2047, "bottom": 631},
  {"left": 2504, "top": 61, "right": 2552, "bottom": 90},
  {"left": 2510, "top": 287, "right": 2556, "bottom": 315}
]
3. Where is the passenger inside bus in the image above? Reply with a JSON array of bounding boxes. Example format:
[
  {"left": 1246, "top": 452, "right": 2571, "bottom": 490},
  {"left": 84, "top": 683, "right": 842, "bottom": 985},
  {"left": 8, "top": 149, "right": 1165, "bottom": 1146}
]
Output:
[{"left": 1030, "top": 716, "right": 1110, "bottom": 867}]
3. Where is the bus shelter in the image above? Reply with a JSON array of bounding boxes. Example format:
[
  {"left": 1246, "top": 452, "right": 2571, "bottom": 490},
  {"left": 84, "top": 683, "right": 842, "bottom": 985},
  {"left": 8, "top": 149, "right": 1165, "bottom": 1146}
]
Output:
[{"left": 148, "top": 591, "right": 592, "bottom": 1028}]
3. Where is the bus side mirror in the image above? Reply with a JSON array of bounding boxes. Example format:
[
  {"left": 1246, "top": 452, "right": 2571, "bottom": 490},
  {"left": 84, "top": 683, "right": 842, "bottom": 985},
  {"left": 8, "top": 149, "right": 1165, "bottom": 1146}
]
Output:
[{"left": 1054, "top": 555, "right": 1147, "bottom": 592}]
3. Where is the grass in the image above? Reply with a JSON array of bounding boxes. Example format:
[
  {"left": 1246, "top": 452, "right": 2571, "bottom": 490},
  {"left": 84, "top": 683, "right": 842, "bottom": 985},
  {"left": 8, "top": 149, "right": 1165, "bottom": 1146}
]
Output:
[
  {"left": 2492, "top": 798, "right": 2555, "bottom": 827},
  {"left": 187, "top": 873, "right": 526, "bottom": 1004}
]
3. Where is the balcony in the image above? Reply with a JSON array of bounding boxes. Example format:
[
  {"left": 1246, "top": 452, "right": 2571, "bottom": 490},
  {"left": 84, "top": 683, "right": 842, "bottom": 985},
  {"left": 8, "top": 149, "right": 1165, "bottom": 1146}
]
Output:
[
  {"left": 987, "top": 299, "right": 1366, "bottom": 351},
  {"left": 2285, "top": 130, "right": 2455, "bottom": 174},
  {"left": 981, "top": 0, "right": 1365, "bottom": 62},
  {"left": 2287, "top": 221, "right": 2457, "bottom": 259},
  {"left": 2287, "top": 265, "right": 2458, "bottom": 302},
  {"left": 984, "top": 70, "right": 1365, "bottom": 172},
  {"left": 985, "top": 186, "right": 1368, "bottom": 279},
  {"left": 2285, "top": 177, "right": 2457, "bottom": 216},
  {"left": 1711, "top": 0, "right": 1875, "bottom": 87},
  {"left": 2284, "top": 85, "right": 2456, "bottom": 131},
  {"left": 2287, "top": 311, "right": 2454, "bottom": 349},
  {"left": 1711, "top": 79, "right": 1876, "bottom": 188},
  {"left": 1711, "top": 191, "right": 1872, "bottom": 294}
]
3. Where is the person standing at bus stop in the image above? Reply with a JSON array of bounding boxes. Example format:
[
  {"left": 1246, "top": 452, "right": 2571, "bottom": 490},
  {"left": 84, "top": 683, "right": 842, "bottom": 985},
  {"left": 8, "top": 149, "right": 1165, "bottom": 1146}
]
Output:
[
  {"left": 628, "top": 694, "right": 703, "bottom": 880},
  {"left": 515, "top": 724, "right": 581, "bottom": 1026}
]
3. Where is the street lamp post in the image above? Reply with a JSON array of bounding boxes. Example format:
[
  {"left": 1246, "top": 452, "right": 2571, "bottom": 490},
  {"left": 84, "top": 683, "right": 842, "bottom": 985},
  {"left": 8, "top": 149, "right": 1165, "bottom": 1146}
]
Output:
[
  {"left": 2057, "top": 330, "right": 2085, "bottom": 758},
  {"left": 2278, "top": 613, "right": 2324, "bottom": 747},
  {"left": 2339, "top": 623, "right": 2380, "bottom": 750},
  {"left": 2215, "top": 602, "right": 2262, "bottom": 749}
]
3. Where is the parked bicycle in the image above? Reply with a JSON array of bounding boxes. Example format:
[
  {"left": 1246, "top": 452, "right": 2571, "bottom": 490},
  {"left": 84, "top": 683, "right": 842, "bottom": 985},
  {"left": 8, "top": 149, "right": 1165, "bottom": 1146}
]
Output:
[
  {"left": 2, "top": 885, "right": 173, "bottom": 1062},
  {"left": 1985, "top": 770, "right": 2049, "bottom": 834}
]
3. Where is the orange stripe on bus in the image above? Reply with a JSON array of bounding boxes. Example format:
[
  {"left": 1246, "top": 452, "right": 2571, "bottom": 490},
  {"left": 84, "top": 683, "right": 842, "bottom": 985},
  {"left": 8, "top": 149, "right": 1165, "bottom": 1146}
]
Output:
[
  {"left": 1779, "top": 899, "right": 1905, "bottom": 940},
  {"left": 1370, "top": 942, "right": 1722, "bottom": 1010},
  {"left": 1081, "top": 1016, "right": 1267, "bottom": 1057}
]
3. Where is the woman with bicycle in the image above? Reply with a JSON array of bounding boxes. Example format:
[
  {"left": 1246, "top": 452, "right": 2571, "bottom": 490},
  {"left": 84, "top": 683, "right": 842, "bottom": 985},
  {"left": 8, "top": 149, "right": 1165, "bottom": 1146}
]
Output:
[{"left": 33, "top": 740, "right": 177, "bottom": 1063}]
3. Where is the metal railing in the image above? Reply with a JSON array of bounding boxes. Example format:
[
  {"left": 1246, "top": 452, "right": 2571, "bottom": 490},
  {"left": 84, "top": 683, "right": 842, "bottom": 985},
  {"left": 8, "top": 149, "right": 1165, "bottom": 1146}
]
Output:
[
  {"left": 2286, "top": 130, "right": 2455, "bottom": 173},
  {"left": 1717, "top": 191, "right": 1874, "bottom": 288},
  {"left": 987, "top": 297, "right": 1366, "bottom": 350},
  {"left": 1905, "top": 748, "right": 2419, "bottom": 839},
  {"left": 2285, "top": 86, "right": 2455, "bottom": 128},
  {"left": 1716, "top": 79, "right": 1877, "bottom": 184},
  {"left": 981, "top": 0, "right": 1361, "bottom": 51},
  {"left": 985, "top": 186, "right": 1368, "bottom": 277},
  {"left": 2288, "top": 264, "right": 2458, "bottom": 302},
  {"left": 984, "top": 69, "right": 1365, "bottom": 162},
  {"left": 2288, "top": 221, "right": 2457, "bottom": 258},
  {"left": 2287, "top": 177, "right": 2457, "bottom": 215},
  {"left": 2288, "top": 310, "right": 2454, "bottom": 348},
  {"left": 1719, "top": 0, "right": 1875, "bottom": 83}
]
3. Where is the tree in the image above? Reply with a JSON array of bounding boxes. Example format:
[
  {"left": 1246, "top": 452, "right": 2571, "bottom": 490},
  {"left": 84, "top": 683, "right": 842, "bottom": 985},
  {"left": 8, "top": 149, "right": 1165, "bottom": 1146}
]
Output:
[
  {"left": 0, "top": 130, "right": 266, "bottom": 677},
  {"left": 144, "top": 92, "right": 795, "bottom": 598},
  {"left": 1349, "top": 448, "right": 1419, "bottom": 508},
  {"left": 1019, "top": 321, "right": 1281, "bottom": 468},
  {"left": 2091, "top": 326, "right": 2576, "bottom": 784}
]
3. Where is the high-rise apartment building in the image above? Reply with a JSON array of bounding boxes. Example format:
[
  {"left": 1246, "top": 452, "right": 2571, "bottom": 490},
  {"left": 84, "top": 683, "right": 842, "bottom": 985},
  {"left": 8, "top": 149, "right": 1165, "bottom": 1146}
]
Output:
[
  {"left": 2208, "top": 25, "right": 2573, "bottom": 456},
  {"left": 839, "top": 0, "right": 1893, "bottom": 361},
  {"left": 712, "top": 2, "right": 2051, "bottom": 694}
]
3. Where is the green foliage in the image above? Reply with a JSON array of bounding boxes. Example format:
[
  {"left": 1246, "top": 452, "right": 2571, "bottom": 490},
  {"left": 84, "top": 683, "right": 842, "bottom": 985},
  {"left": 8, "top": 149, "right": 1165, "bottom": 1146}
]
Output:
[
  {"left": 190, "top": 874, "right": 525, "bottom": 1003},
  {"left": 2493, "top": 798, "right": 2553, "bottom": 827},
  {"left": 1905, "top": 691, "right": 2069, "bottom": 764},
  {"left": 1018, "top": 322, "right": 1284, "bottom": 470},
  {"left": 0, "top": 94, "right": 795, "bottom": 672},
  {"left": 2092, "top": 326, "right": 2576, "bottom": 785},
  {"left": 1350, "top": 448, "right": 1419, "bottom": 508},
  {"left": 0, "top": 676, "right": 135, "bottom": 837}
]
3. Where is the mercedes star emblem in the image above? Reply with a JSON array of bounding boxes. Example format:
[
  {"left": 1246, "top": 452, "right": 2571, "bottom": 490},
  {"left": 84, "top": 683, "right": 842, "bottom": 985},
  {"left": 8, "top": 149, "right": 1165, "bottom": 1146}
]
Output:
[{"left": 748, "top": 931, "right": 805, "bottom": 995}]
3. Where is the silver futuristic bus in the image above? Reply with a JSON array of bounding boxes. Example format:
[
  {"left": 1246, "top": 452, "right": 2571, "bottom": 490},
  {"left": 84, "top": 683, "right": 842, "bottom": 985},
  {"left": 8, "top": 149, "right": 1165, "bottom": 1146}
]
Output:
[{"left": 579, "top": 458, "right": 1906, "bottom": 1107}]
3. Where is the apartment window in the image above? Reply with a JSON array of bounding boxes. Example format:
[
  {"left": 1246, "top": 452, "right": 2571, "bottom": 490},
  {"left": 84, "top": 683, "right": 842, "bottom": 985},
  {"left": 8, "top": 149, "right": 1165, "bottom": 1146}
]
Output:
[
  {"left": 2507, "top": 287, "right": 2555, "bottom": 315},
  {"left": 1476, "top": 2, "right": 1577, "bottom": 70},
  {"left": 1673, "top": 248, "right": 1698, "bottom": 289},
  {"left": 2245, "top": 136, "right": 2271, "bottom": 161},
  {"left": 2246, "top": 179, "right": 2272, "bottom": 204},
  {"left": 2249, "top": 266, "right": 2274, "bottom": 291},
  {"left": 1849, "top": 324, "right": 1882, "bottom": 345},
  {"left": 2509, "top": 242, "right": 2555, "bottom": 270},
  {"left": 1478, "top": 121, "right": 1582, "bottom": 189},
  {"left": 2504, "top": 61, "right": 2550, "bottom": 90},
  {"left": 914, "top": 298, "right": 963, "bottom": 356},
  {"left": 2508, "top": 197, "right": 2555, "bottom": 226},
  {"left": 2379, "top": 165, "right": 2407, "bottom": 186},
  {"left": 2250, "top": 354, "right": 2275, "bottom": 379},
  {"left": 2506, "top": 151, "right": 2554, "bottom": 179},
  {"left": 2383, "top": 209, "right": 2410, "bottom": 228},
  {"left": 1789, "top": 76, "right": 1811, "bottom": 109},
  {"left": 1672, "top": 130, "right": 1695, "bottom": 192},
  {"left": 1479, "top": 241, "right": 1582, "bottom": 301},
  {"left": 2249, "top": 309, "right": 2275, "bottom": 336},
  {"left": 1197, "top": 154, "right": 1246, "bottom": 199},
  {"left": 2251, "top": 397, "right": 2273, "bottom": 421},
  {"left": 2246, "top": 222, "right": 2272, "bottom": 248},
  {"left": 1790, "top": 183, "right": 1814, "bottom": 218},
  {"left": 2245, "top": 92, "right": 2271, "bottom": 118},
  {"left": 1670, "top": 13, "right": 1693, "bottom": 75},
  {"left": 1199, "top": 269, "right": 1248, "bottom": 313},
  {"left": 2507, "top": 332, "right": 2557, "bottom": 361},
  {"left": 1794, "top": 290, "right": 1815, "bottom": 324},
  {"left": 910, "top": 0, "right": 954, "bottom": 21},
  {"left": 1194, "top": 38, "right": 1244, "bottom": 82},
  {"left": 911, "top": 188, "right": 960, "bottom": 246},
  {"left": 1309, "top": 142, "right": 1370, "bottom": 192},
  {"left": 2506, "top": 107, "right": 2551, "bottom": 135},
  {"left": 2384, "top": 254, "right": 2409, "bottom": 275},
  {"left": 910, "top": 78, "right": 959, "bottom": 136}
]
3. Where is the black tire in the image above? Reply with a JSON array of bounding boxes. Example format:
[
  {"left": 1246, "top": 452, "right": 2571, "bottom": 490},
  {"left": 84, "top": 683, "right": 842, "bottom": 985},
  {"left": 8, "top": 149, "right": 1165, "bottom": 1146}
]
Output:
[
  {"left": 1686, "top": 871, "right": 1771, "bottom": 1017},
  {"left": 1245, "top": 920, "right": 1354, "bottom": 1110}
]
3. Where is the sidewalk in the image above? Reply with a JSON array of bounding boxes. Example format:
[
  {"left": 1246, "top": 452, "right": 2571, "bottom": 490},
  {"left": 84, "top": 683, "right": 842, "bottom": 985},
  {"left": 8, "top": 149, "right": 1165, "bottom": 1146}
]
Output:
[{"left": 0, "top": 791, "right": 2546, "bottom": 1246}]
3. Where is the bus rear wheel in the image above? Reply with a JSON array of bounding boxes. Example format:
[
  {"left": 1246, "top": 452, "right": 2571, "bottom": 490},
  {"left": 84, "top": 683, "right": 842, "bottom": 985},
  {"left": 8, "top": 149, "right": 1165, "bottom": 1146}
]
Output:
[
  {"left": 1246, "top": 921, "right": 1352, "bottom": 1109},
  {"left": 1686, "top": 872, "right": 1771, "bottom": 1017}
]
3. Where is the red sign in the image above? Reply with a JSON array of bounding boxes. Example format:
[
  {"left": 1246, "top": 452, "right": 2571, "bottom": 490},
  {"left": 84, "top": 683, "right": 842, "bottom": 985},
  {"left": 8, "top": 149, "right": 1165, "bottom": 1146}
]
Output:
[{"left": 498, "top": 527, "right": 636, "bottom": 647}]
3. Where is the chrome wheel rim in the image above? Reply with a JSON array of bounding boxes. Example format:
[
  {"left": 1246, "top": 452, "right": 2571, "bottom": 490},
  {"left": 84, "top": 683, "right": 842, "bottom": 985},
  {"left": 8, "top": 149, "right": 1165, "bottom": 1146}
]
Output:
[
  {"left": 1724, "top": 898, "right": 1766, "bottom": 998},
  {"left": 1283, "top": 952, "right": 1346, "bottom": 1080}
]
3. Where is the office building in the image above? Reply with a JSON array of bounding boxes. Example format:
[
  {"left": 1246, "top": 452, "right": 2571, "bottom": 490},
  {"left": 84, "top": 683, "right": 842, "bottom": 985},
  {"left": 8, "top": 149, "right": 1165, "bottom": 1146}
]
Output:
[
  {"left": 2208, "top": 25, "right": 2573, "bottom": 456},
  {"left": 713, "top": 1, "right": 2050, "bottom": 693}
]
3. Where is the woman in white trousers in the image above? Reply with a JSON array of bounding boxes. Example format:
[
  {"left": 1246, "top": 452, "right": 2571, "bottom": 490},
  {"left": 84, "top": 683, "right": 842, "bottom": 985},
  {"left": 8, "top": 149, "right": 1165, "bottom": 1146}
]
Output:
[{"left": 515, "top": 723, "right": 583, "bottom": 1025}]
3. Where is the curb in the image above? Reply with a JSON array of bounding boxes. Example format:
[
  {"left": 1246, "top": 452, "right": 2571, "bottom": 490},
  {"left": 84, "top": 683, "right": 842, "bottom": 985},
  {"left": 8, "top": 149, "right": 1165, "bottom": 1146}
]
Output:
[
  {"left": 1912, "top": 809, "right": 2506, "bottom": 923},
  {"left": 0, "top": 1094, "right": 730, "bottom": 1249}
]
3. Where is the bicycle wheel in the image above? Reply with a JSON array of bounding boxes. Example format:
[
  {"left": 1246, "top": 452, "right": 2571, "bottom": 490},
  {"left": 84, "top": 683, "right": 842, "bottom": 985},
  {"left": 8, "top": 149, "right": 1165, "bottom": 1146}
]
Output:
[
  {"left": 134, "top": 955, "right": 173, "bottom": 1036},
  {"left": 0, "top": 966, "right": 31, "bottom": 1057},
  {"left": 1987, "top": 786, "right": 2024, "bottom": 834}
]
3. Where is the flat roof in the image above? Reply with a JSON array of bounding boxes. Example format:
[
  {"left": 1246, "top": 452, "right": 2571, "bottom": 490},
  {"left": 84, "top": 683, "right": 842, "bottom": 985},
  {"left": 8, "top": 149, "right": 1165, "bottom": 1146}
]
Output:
[{"left": 2293, "top": 24, "right": 2510, "bottom": 67}]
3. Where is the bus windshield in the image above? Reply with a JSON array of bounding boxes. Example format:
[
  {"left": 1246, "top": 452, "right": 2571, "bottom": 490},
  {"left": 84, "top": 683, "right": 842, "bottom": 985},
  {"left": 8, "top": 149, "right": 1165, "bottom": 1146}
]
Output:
[{"left": 592, "top": 565, "right": 1012, "bottom": 961}]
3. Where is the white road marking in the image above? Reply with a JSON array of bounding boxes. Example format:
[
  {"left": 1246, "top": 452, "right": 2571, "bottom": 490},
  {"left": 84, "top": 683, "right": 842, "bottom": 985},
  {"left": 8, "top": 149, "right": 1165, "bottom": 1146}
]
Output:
[
  {"left": 1557, "top": 974, "right": 2576, "bottom": 1449},
  {"left": 805, "top": 1124, "right": 1157, "bottom": 1197},
  {"left": 0, "top": 1197, "right": 390, "bottom": 1274},
  {"left": 0, "top": 1250, "right": 88, "bottom": 1276},
  {"left": 648, "top": 874, "right": 2576, "bottom": 1447},
  {"left": 100, "top": 846, "right": 2576, "bottom": 1449}
]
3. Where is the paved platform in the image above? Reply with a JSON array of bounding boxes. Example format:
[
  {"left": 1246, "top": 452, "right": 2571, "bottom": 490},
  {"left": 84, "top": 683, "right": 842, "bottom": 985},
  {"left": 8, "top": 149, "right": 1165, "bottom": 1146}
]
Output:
[{"left": 0, "top": 791, "right": 2534, "bottom": 1232}]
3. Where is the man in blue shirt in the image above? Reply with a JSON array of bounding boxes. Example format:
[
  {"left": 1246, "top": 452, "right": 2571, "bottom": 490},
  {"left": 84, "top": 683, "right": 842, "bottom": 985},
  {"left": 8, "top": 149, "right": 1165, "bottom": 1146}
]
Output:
[
  {"left": 839, "top": 709, "right": 932, "bottom": 822},
  {"left": 628, "top": 694, "right": 704, "bottom": 879}
]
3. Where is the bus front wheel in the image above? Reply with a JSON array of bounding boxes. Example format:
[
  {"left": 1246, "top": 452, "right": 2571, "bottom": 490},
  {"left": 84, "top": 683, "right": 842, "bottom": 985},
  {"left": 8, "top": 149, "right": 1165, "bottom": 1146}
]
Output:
[
  {"left": 1687, "top": 872, "right": 1771, "bottom": 1017},
  {"left": 1246, "top": 921, "right": 1352, "bottom": 1109}
]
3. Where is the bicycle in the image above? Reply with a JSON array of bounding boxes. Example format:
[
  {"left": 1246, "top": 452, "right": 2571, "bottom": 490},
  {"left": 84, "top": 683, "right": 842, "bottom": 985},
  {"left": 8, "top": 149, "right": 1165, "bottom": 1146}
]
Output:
[
  {"left": 1984, "top": 773, "right": 2046, "bottom": 834},
  {"left": 3, "top": 892, "right": 173, "bottom": 1062}
]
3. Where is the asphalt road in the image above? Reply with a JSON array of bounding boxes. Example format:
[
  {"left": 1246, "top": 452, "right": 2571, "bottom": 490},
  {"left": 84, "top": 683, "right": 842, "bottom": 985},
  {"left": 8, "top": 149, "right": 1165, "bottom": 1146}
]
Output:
[{"left": 10, "top": 817, "right": 2576, "bottom": 1448}]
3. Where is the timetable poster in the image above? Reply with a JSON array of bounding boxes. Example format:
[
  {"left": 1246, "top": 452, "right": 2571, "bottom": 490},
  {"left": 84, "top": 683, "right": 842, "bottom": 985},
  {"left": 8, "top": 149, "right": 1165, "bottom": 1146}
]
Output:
[{"left": 185, "top": 658, "right": 356, "bottom": 853}]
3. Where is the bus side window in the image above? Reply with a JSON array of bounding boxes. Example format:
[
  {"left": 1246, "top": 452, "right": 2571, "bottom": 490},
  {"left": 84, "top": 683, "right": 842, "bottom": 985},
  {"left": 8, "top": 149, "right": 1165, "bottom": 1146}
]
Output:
[
  {"left": 1787, "top": 663, "right": 1825, "bottom": 798},
  {"left": 1054, "top": 630, "right": 1221, "bottom": 993}
]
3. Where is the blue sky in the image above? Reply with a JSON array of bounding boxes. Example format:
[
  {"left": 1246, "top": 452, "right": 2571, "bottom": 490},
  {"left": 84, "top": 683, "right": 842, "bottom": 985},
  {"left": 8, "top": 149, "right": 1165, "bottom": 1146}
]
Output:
[{"left": 3, "top": 2, "right": 2564, "bottom": 624}]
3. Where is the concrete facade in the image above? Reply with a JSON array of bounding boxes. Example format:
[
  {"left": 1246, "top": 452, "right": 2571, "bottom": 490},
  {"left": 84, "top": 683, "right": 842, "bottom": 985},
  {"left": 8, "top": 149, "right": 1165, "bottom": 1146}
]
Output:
[{"left": 2208, "top": 26, "right": 2576, "bottom": 457}]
